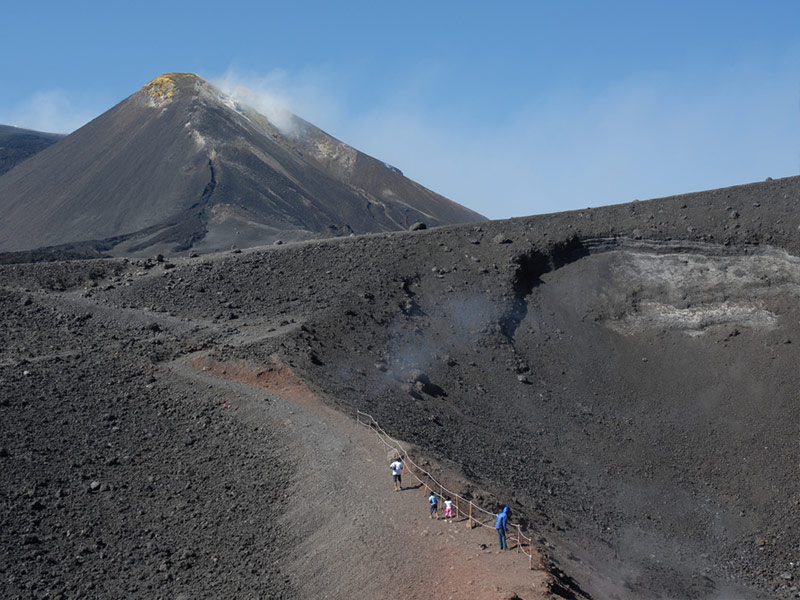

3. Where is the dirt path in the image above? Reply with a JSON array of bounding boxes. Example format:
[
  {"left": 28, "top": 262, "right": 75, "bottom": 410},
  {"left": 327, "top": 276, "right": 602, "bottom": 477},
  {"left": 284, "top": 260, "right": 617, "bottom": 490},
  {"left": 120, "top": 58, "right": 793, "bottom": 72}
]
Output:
[{"left": 172, "top": 356, "right": 552, "bottom": 599}]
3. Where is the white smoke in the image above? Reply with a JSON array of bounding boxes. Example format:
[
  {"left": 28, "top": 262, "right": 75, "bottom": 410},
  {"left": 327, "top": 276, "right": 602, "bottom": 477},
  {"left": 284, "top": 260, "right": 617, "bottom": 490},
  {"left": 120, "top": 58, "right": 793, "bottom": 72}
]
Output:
[
  {"left": 209, "top": 67, "right": 348, "bottom": 139},
  {"left": 212, "top": 69, "right": 315, "bottom": 135}
]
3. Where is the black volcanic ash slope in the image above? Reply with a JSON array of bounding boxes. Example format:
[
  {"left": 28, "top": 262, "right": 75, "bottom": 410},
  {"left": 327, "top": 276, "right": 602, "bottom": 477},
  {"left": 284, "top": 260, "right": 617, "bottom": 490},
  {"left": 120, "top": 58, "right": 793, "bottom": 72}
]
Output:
[
  {"left": 4, "top": 171, "right": 800, "bottom": 598},
  {"left": 0, "top": 74, "right": 484, "bottom": 257},
  {"left": 90, "top": 175, "right": 800, "bottom": 599},
  {"left": 0, "top": 125, "right": 64, "bottom": 176}
]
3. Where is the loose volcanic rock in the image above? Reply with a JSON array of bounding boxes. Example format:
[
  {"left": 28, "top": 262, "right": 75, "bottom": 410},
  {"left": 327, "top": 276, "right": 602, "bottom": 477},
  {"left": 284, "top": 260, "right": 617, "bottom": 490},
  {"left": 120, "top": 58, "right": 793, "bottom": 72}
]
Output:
[{"left": 4, "top": 175, "right": 800, "bottom": 598}]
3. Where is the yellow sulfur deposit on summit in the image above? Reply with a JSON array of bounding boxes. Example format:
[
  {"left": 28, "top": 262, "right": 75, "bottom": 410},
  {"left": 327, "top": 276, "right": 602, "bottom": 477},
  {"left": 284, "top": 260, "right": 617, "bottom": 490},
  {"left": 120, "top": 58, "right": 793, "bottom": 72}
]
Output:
[{"left": 143, "top": 73, "right": 203, "bottom": 101}]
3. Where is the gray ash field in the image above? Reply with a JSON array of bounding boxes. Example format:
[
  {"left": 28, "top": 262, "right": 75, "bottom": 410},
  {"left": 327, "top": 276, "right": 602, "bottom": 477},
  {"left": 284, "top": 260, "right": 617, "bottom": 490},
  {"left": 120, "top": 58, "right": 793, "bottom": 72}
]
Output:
[{"left": 3, "top": 175, "right": 800, "bottom": 598}]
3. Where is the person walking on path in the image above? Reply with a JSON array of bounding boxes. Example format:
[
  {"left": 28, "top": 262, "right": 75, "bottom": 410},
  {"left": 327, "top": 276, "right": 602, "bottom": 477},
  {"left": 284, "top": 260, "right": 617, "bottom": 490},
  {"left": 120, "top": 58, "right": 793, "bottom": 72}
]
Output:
[
  {"left": 429, "top": 492, "right": 438, "bottom": 519},
  {"left": 444, "top": 497, "right": 454, "bottom": 522},
  {"left": 390, "top": 457, "right": 403, "bottom": 491},
  {"left": 495, "top": 506, "right": 510, "bottom": 550}
]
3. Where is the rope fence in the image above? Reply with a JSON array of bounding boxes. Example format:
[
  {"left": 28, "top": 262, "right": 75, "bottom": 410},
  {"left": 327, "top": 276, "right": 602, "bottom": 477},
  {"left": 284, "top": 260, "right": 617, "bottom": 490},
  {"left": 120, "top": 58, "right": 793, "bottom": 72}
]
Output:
[{"left": 355, "top": 409, "right": 535, "bottom": 570}]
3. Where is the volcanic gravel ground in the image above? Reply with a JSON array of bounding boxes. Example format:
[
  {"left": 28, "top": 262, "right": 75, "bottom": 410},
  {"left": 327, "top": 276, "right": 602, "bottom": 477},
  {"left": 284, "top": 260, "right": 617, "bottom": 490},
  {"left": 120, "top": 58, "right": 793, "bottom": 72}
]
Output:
[
  {"left": 4, "top": 176, "right": 800, "bottom": 598},
  {"left": 0, "top": 287, "right": 296, "bottom": 598},
  {"left": 0, "top": 269, "right": 550, "bottom": 599},
  {"left": 175, "top": 359, "right": 550, "bottom": 599}
]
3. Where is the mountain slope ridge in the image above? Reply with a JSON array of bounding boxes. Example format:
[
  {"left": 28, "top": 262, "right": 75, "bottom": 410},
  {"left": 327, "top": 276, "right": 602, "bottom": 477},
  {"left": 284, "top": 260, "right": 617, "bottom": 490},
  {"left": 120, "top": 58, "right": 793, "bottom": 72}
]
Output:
[
  {"left": 0, "top": 73, "right": 484, "bottom": 256},
  {"left": 0, "top": 125, "right": 64, "bottom": 176}
]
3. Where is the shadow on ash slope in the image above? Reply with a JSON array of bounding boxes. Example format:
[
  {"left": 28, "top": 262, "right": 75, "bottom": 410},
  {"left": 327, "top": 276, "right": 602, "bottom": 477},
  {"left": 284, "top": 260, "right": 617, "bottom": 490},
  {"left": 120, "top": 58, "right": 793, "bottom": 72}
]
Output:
[{"left": 513, "top": 238, "right": 800, "bottom": 600}]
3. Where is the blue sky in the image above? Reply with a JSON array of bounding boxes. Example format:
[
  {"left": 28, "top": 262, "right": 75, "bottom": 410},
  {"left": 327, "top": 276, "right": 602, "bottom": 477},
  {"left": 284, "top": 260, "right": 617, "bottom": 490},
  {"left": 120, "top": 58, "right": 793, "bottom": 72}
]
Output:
[{"left": 2, "top": 1, "right": 799, "bottom": 219}]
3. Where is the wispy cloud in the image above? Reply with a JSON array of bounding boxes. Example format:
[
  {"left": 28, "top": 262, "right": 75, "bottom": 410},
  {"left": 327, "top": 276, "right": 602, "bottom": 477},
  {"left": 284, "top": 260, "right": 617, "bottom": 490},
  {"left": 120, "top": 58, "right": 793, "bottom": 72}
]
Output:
[
  {"left": 206, "top": 56, "right": 800, "bottom": 220},
  {"left": 337, "top": 57, "right": 800, "bottom": 219},
  {"left": 0, "top": 89, "right": 109, "bottom": 134}
]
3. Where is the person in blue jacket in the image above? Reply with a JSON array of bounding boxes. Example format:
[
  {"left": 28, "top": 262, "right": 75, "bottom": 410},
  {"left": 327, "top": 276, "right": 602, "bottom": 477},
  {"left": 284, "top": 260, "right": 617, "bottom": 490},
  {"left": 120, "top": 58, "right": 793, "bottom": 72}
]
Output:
[
  {"left": 428, "top": 492, "right": 438, "bottom": 519},
  {"left": 494, "top": 506, "right": 510, "bottom": 550}
]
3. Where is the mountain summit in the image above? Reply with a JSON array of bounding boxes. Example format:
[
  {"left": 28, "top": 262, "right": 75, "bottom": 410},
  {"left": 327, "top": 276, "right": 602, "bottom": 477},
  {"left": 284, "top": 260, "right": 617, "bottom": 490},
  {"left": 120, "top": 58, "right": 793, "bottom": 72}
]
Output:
[{"left": 0, "top": 73, "right": 485, "bottom": 256}]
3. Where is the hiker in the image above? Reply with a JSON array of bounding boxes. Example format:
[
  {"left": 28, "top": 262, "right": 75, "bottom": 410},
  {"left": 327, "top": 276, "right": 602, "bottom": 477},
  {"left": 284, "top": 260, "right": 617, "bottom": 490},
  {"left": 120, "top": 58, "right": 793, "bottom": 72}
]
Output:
[
  {"left": 444, "top": 496, "right": 454, "bottom": 522},
  {"left": 495, "top": 506, "right": 510, "bottom": 550},
  {"left": 429, "top": 492, "right": 438, "bottom": 519},
  {"left": 390, "top": 457, "right": 403, "bottom": 491}
]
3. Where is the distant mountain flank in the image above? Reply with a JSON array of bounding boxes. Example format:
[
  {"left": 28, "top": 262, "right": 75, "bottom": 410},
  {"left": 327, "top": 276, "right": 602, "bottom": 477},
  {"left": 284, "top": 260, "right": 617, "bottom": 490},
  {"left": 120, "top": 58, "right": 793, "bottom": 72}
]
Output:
[
  {"left": 0, "top": 73, "right": 485, "bottom": 256},
  {"left": 0, "top": 125, "right": 64, "bottom": 177}
]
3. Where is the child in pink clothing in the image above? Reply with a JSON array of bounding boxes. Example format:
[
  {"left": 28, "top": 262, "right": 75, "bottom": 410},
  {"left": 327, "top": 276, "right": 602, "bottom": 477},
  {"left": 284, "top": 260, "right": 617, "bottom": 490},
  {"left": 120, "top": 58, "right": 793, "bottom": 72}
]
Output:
[{"left": 444, "top": 497, "right": 454, "bottom": 522}]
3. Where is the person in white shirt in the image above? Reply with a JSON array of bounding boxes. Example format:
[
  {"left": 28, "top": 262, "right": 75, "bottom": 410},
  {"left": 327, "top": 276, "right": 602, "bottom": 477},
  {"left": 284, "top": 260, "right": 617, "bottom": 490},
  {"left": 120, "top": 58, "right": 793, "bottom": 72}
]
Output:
[
  {"left": 390, "top": 458, "right": 403, "bottom": 491},
  {"left": 444, "top": 497, "right": 454, "bottom": 522}
]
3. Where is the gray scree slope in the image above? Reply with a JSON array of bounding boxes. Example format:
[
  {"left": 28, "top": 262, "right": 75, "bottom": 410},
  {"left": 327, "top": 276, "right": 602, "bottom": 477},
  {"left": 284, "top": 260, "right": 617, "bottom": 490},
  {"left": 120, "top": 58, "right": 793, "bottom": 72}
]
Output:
[{"left": 2, "top": 157, "right": 800, "bottom": 596}]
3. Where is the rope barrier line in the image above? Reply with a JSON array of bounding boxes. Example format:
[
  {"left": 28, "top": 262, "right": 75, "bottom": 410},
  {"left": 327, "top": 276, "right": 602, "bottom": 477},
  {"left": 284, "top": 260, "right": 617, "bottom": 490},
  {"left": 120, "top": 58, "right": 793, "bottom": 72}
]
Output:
[{"left": 356, "top": 409, "right": 535, "bottom": 570}]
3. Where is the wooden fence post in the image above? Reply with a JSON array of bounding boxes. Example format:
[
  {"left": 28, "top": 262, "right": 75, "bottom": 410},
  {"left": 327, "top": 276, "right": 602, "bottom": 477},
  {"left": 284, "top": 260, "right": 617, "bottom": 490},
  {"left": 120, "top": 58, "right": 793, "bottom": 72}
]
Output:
[
  {"left": 530, "top": 540, "right": 533, "bottom": 570},
  {"left": 469, "top": 502, "right": 473, "bottom": 529}
]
